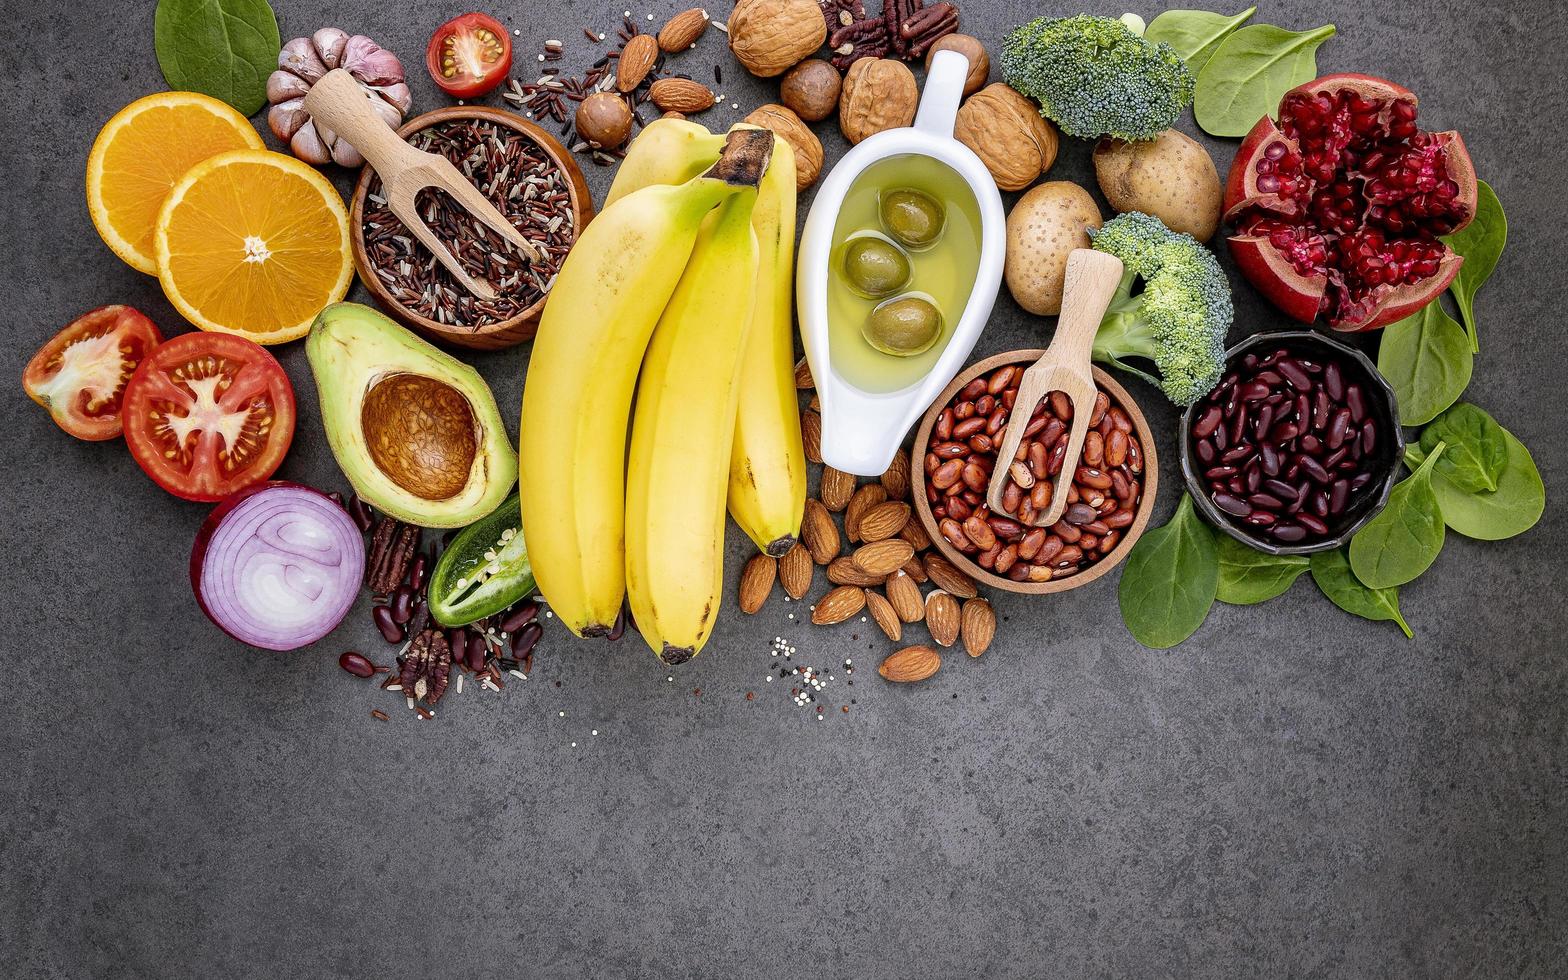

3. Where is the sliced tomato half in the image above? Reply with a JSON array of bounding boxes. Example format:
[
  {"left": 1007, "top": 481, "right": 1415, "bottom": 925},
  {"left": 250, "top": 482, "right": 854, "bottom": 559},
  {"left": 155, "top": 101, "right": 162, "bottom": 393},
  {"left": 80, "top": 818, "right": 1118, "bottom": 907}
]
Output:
[
  {"left": 122, "top": 332, "right": 296, "bottom": 502},
  {"left": 23, "top": 305, "right": 163, "bottom": 441},
  {"left": 426, "top": 13, "right": 513, "bottom": 98}
]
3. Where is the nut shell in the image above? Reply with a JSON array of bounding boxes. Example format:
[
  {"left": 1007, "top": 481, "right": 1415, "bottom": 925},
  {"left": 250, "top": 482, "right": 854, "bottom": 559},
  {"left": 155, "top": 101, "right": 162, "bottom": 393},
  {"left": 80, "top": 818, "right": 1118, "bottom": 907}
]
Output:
[
  {"left": 575, "top": 92, "right": 634, "bottom": 149},
  {"left": 743, "top": 104, "right": 822, "bottom": 191},
  {"left": 780, "top": 59, "right": 842, "bottom": 122},
  {"left": 956, "top": 83, "right": 1059, "bottom": 192},
  {"left": 839, "top": 58, "right": 918, "bottom": 145},
  {"left": 925, "top": 34, "right": 989, "bottom": 96},
  {"left": 728, "top": 0, "right": 827, "bottom": 78}
]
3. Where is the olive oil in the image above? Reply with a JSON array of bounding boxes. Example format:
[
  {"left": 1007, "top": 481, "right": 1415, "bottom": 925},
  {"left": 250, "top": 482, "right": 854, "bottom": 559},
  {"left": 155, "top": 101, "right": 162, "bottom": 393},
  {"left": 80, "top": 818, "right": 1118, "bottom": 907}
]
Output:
[{"left": 827, "top": 154, "right": 981, "bottom": 393}]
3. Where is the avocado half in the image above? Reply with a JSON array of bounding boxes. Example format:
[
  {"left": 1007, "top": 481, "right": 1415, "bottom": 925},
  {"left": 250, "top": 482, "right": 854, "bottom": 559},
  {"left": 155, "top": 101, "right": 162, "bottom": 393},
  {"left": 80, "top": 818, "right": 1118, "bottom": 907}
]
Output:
[{"left": 306, "top": 302, "right": 518, "bottom": 529}]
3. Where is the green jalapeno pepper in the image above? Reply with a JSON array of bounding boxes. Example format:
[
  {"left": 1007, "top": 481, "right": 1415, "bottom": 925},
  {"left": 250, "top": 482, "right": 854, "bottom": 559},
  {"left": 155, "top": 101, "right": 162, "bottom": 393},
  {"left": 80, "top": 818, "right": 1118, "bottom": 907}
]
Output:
[{"left": 428, "top": 492, "right": 534, "bottom": 626}]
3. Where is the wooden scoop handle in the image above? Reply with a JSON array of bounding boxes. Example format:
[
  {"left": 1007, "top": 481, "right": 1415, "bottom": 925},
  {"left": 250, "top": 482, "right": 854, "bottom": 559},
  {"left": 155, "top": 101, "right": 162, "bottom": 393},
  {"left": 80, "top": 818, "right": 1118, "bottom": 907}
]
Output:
[{"left": 303, "top": 69, "right": 422, "bottom": 176}]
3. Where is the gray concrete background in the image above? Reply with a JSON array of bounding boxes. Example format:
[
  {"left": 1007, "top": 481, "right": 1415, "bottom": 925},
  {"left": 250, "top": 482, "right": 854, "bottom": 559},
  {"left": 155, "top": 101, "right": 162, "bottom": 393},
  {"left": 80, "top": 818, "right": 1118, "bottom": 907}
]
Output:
[{"left": 2, "top": 1, "right": 1563, "bottom": 977}]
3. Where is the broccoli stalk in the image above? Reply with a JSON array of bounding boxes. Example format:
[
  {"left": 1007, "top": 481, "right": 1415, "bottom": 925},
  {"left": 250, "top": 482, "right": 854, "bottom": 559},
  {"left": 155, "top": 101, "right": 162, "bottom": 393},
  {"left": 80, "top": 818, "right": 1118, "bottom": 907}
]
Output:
[
  {"left": 1000, "top": 14, "right": 1194, "bottom": 142},
  {"left": 1088, "top": 212, "right": 1233, "bottom": 407}
]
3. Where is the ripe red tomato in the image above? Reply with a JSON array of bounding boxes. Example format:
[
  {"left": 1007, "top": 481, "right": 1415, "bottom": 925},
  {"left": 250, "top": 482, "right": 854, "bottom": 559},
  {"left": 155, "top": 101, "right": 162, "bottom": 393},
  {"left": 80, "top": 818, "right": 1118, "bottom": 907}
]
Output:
[
  {"left": 122, "top": 332, "right": 296, "bottom": 502},
  {"left": 426, "top": 13, "right": 513, "bottom": 98},
  {"left": 23, "top": 306, "right": 164, "bottom": 441}
]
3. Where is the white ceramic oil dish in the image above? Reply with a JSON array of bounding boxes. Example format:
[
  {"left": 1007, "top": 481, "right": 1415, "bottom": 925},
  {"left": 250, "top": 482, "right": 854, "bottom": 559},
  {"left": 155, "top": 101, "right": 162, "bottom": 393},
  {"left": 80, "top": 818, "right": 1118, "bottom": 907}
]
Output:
[{"left": 797, "top": 49, "right": 1006, "bottom": 477}]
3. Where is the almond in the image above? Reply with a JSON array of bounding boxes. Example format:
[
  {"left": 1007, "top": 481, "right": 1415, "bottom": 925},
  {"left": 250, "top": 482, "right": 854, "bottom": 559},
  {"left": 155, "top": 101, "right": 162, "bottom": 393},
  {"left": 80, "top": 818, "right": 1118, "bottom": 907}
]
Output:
[
  {"left": 819, "top": 466, "right": 856, "bottom": 512},
  {"left": 852, "top": 538, "right": 915, "bottom": 577},
  {"left": 879, "top": 644, "right": 941, "bottom": 682},
  {"left": 801, "top": 409, "right": 823, "bottom": 464},
  {"left": 812, "top": 585, "right": 865, "bottom": 625},
  {"left": 864, "top": 589, "right": 901, "bottom": 642},
  {"left": 616, "top": 34, "right": 659, "bottom": 92},
  {"left": 801, "top": 499, "right": 839, "bottom": 565},
  {"left": 649, "top": 77, "right": 716, "bottom": 113},
  {"left": 657, "top": 7, "right": 709, "bottom": 53},
  {"left": 925, "top": 590, "right": 960, "bottom": 647},
  {"left": 794, "top": 357, "right": 814, "bottom": 389},
  {"left": 778, "top": 541, "right": 813, "bottom": 599},
  {"left": 827, "top": 557, "right": 885, "bottom": 587},
  {"left": 857, "top": 501, "right": 910, "bottom": 542},
  {"left": 899, "top": 515, "right": 933, "bottom": 551},
  {"left": 880, "top": 449, "right": 911, "bottom": 501},
  {"left": 885, "top": 568, "right": 925, "bottom": 622},
  {"left": 738, "top": 553, "right": 776, "bottom": 613},
  {"left": 844, "top": 484, "right": 887, "bottom": 542},
  {"left": 900, "top": 554, "right": 929, "bottom": 583},
  {"left": 924, "top": 552, "right": 979, "bottom": 599},
  {"left": 961, "top": 598, "right": 996, "bottom": 657}
]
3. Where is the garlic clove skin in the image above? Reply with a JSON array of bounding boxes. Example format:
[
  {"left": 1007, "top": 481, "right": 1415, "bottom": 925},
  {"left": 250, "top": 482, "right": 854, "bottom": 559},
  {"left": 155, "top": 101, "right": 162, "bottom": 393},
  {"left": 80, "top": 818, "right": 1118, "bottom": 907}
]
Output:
[
  {"left": 368, "top": 94, "right": 403, "bottom": 131},
  {"left": 268, "top": 98, "right": 309, "bottom": 141},
  {"left": 376, "top": 82, "right": 414, "bottom": 116},
  {"left": 312, "top": 28, "right": 349, "bottom": 69},
  {"left": 342, "top": 35, "right": 405, "bottom": 87},
  {"left": 329, "top": 140, "right": 366, "bottom": 168},
  {"left": 267, "top": 69, "right": 311, "bottom": 104},
  {"left": 289, "top": 120, "right": 333, "bottom": 165},
  {"left": 279, "top": 37, "right": 328, "bottom": 83}
]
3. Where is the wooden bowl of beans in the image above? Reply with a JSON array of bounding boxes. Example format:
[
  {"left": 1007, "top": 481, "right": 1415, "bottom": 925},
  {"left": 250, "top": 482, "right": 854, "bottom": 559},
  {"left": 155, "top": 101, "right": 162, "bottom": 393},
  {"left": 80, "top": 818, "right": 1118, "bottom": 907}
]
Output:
[
  {"left": 349, "top": 105, "right": 594, "bottom": 351},
  {"left": 911, "top": 350, "right": 1160, "bottom": 595}
]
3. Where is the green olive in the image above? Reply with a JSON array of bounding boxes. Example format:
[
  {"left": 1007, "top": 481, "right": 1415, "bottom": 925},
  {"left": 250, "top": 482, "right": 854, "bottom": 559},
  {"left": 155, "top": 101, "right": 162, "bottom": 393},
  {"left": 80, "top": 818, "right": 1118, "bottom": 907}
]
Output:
[
  {"left": 880, "top": 188, "right": 946, "bottom": 249},
  {"left": 863, "top": 296, "right": 943, "bottom": 357},
  {"left": 839, "top": 235, "right": 910, "bottom": 298}
]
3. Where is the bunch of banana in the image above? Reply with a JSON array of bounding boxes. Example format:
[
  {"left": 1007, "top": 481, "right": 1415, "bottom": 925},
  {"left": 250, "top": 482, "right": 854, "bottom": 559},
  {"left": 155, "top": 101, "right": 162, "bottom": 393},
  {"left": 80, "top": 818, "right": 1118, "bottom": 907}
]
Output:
[{"left": 518, "top": 130, "right": 773, "bottom": 640}]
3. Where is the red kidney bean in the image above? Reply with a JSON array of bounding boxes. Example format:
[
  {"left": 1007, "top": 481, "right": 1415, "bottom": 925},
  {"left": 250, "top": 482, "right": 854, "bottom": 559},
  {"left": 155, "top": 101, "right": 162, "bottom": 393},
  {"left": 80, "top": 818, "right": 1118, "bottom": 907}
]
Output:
[
  {"left": 935, "top": 410, "right": 953, "bottom": 441},
  {"left": 1324, "top": 362, "right": 1344, "bottom": 400},
  {"left": 975, "top": 394, "right": 995, "bottom": 416},
  {"left": 1299, "top": 455, "right": 1331, "bottom": 484},
  {"left": 931, "top": 459, "right": 963, "bottom": 489},
  {"left": 339, "top": 652, "right": 376, "bottom": 678},
  {"left": 372, "top": 606, "right": 403, "bottom": 643},
  {"left": 960, "top": 378, "right": 987, "bottom": 401},
  {"left": 465, "top": 635, "right": 487, "bottom": 672},
  {"left": 1277, "top": 359, "right": 1312, "bottom": 391},
  {"left": 969, "top": 434, "right": 993, "bottom": 453},
  {"left": 390, "top": 585, "right": 415, "bottom": 625},
  {"left": 408, "top": 554, "right": 428, "bottom": 592},
  {"left": 1297, "top": 514, "right": 1329, "bottom": 536},
  {"left": 500, "top": 601, "right": 539, "bottom": 635},
  {"left": 1347, "top": 385, "right": 1367, "bottom": 422},
  {"left": 1271, "top": 524, "right": 1307, "bottom": 543},
  {"left": 512, "top": 622, "right": 543, "bottom": 658},
  {"left": 1214, "top": 493, "right": 1250, "bottom": 517},
  {"left": 988, "top": 366, "right": 1015, "bottom": 394},
  {"left": 349, "top": 496, "right": 374, "bottom": 532},
  {"left": 1193, "top": 405, "right": 1222, "bottom": 439}
]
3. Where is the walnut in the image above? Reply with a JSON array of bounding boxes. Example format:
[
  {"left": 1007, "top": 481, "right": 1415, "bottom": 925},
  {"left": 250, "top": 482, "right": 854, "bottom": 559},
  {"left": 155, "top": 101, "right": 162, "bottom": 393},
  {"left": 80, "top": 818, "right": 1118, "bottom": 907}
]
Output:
[
  {"left": 780, "top": 59, "right": 841, "bottom": 122},
  {"left": 955, "top": 83, "right": 1060, "bottom": 192},
  {"left": 925, "top": 33, "right": 989, "bottom": 97},
  {"left": 728, "top": 0, "right": 828, "bottom": 78},
  {"left": 839, "top": 58, "right": 918, "bottom": 145},
  {"left": 744, "top": 104, "right": 824, "bottom": 191}
]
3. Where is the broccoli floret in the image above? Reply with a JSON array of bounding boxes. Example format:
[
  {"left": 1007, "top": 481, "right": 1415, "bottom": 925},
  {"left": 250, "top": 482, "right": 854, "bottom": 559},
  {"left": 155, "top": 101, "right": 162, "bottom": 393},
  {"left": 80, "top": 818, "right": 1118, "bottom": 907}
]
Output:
[
  {"left": 1000, "top": 14, "right": 1194, "bottom": 141},
  {"left": 1088, "top": 212, "right": 1232, "bottom": 407}
]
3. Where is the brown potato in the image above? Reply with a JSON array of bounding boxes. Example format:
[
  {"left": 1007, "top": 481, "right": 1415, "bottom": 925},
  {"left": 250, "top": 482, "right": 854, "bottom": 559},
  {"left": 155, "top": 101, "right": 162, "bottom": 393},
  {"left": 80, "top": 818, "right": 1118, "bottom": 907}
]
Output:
[
  {"left": 1093, "top": 129, "right": 1221, "bottom": 241},
  {"left": 1004, "top": 182, "right": 1102, "bottom": 316}
]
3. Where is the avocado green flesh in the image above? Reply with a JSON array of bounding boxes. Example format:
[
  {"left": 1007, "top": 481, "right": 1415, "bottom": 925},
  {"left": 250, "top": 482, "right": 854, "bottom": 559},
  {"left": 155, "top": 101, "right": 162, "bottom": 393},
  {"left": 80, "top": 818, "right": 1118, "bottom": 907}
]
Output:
[
  {"left": 428, "top": 493, "right": 535, "bottom": 627},
  {"left": 306, "top": 302, "right": 518, "bottom": 529}
]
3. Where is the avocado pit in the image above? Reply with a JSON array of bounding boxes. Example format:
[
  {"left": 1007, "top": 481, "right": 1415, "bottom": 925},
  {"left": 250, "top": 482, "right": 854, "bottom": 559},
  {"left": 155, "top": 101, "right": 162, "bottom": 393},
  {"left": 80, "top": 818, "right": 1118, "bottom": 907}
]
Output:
[{"left": 361, "top": 372, "right": 478, "bottom": 501}]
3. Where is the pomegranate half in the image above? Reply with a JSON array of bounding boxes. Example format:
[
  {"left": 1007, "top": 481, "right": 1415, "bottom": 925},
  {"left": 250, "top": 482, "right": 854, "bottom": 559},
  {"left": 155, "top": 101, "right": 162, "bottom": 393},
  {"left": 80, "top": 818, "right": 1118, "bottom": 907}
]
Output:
[{"left": 1224, "top": 73, "right": 1477, "bottom": 332}]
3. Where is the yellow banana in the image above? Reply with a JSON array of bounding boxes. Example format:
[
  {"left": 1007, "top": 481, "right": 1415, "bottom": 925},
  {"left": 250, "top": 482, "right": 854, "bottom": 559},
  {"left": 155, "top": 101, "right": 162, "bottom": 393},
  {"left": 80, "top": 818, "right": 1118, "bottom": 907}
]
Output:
[
  {"left": 625, "top": 190, "right": 762, "bottom": 664},
  {"left": 604, "top": 117, "right": 728, "bottom": 208},
  {"left": 519, "top": 131, "right": 773, "bottom": 638},
  {"left": 726, "top": 132, "right": 806, "bottom": 556}
]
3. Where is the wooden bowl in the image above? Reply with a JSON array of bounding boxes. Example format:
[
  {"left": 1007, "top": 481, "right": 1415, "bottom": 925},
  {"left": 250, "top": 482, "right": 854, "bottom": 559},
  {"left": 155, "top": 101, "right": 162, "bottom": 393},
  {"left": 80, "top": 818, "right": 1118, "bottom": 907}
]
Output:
[
  {"left": 911, "top": 350, "right": 1161, "bottom": 595},
  {"left": 348, "top": 105, "right": 593, "bottom": 351}
]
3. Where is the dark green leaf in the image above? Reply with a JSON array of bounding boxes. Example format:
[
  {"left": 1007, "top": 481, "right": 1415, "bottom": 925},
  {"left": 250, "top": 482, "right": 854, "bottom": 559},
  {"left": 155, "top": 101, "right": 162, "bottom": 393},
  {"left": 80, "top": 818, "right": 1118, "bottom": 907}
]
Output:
[
  {"left": 154, "top": 0, "right": 280, "bottom": 116},
  {"left": 1194, "top": 23, "right": 1336, "bottom": 137},
  {"left": 1418, "top": 402, "right": 1507, "bottom": 493},
  {"left": 1408, "top": 408, "right": 1544, "bottom": 541},
  {"left": 1215, "top": 535, "right": 1309, "bottom": 604},
  {"left": 1146, "top": 7, "right": 1258, "bottom": 76},
  {"left": 1117, "top": 494, "right": 1218, "bottom": 649},
  {"left": 1349, "top": 443, "right": 1447, "bottom": 589},
  {"left": 1377, "top": 300, "right": 1473, "bottom": 426},
  {"left": 1310, "top": 548, "right": 1413, "bottom": 638},
  {"left": 1443, "top": 181, "right": 1506, "bottom": 352}
]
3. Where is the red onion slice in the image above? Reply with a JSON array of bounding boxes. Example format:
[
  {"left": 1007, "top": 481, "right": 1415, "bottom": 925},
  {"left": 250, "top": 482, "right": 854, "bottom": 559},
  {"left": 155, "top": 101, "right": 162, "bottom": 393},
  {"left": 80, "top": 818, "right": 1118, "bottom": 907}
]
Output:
[{"left": 191, "top": 482, "right": 365, "bottom": 651}]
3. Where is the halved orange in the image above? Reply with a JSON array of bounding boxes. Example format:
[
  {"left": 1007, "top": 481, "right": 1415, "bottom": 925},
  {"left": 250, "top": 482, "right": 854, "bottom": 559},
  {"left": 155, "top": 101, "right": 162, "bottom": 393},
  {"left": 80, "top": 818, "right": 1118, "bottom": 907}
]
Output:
[
  {"left": 86, "top": 92, "right": 264, "bottom": 274},
  {"left": 154, "top": 149, "right": 353, "bottom": 345}
]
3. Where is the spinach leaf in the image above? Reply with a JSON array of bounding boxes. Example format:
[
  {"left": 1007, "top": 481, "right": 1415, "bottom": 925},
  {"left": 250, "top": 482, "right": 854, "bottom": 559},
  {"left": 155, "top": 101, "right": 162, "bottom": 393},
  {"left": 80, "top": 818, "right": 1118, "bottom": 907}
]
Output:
[
  {"left": 1194, "top": 23, "right": 1336, "bottom": 138},
  {"left": 1418, "top": 402, "right": 1508, "bottom": 493},
  {"left": 1117, "top": 494, "right": 1218, "bottom": 649},
  {"left": 1443, "top": 181, "right": 1507, "bottom": 353},
  {"left": 1310, "top": 548, "right": 1414, "bottom": 638},
  {"left": 1146, "top": 7, "right": 1258, "bottom": 76},
  {"left": 154, "top": 0, "right": 280, "bottom": 116},
  {"left": 1377, "top": 299, "right": 1473, "bottom": 426},
  {"left": 1408, "top": 409, "right": 1544, "bottom": 541},
  {"left": 1215, "top": 535, "right": 1309, "bottom": 604},
  {"left": 1349, "top": 443, "right": 1447, "bottom": 589}
]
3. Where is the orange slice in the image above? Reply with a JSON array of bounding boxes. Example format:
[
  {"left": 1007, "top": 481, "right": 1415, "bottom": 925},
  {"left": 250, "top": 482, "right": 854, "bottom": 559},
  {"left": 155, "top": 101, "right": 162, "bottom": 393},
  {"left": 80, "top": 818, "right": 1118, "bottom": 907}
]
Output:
[
  {"left": 154, "top": 149, "right": 353, "bottom": 345},
  {"left": 86, "top": 92, "right": 264, "bottom": 274}
]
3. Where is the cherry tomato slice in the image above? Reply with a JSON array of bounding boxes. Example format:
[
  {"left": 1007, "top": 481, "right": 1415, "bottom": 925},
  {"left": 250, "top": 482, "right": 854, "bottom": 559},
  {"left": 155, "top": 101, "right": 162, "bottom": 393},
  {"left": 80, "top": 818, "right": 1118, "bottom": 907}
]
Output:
[
  {"left": 426, "top": 13, "right": 513, "bottom": 98},
  {"left": 122, "top": 332, "right": 296, "bottom": 502},
  {"left": 23, "top": 305, "right": 164, "bottom": 441}
]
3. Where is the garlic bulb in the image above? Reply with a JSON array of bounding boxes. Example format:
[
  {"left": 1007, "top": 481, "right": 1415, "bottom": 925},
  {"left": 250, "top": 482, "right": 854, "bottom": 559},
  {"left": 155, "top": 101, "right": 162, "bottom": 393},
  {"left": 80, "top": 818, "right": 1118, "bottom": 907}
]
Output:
[{"left": 267, "top": 29, "right": 412, "bottom": 167}]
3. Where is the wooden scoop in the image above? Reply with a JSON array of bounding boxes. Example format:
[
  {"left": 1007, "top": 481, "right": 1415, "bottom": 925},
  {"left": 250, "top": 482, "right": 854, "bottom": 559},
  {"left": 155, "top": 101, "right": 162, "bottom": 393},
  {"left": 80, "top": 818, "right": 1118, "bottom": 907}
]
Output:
[
  {"left": 304, "top": 68, "right": 542, "bottom": 301},
  {"left": 985, "top": 249, "right": 1126, "bottom": 528}
]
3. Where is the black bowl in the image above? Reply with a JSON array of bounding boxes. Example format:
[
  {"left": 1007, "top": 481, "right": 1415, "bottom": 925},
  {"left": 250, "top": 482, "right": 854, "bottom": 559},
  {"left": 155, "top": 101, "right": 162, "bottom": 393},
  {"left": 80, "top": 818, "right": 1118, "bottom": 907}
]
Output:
[{"left": 1179, "top": 331, "right": 1404, "bottom": 556}]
